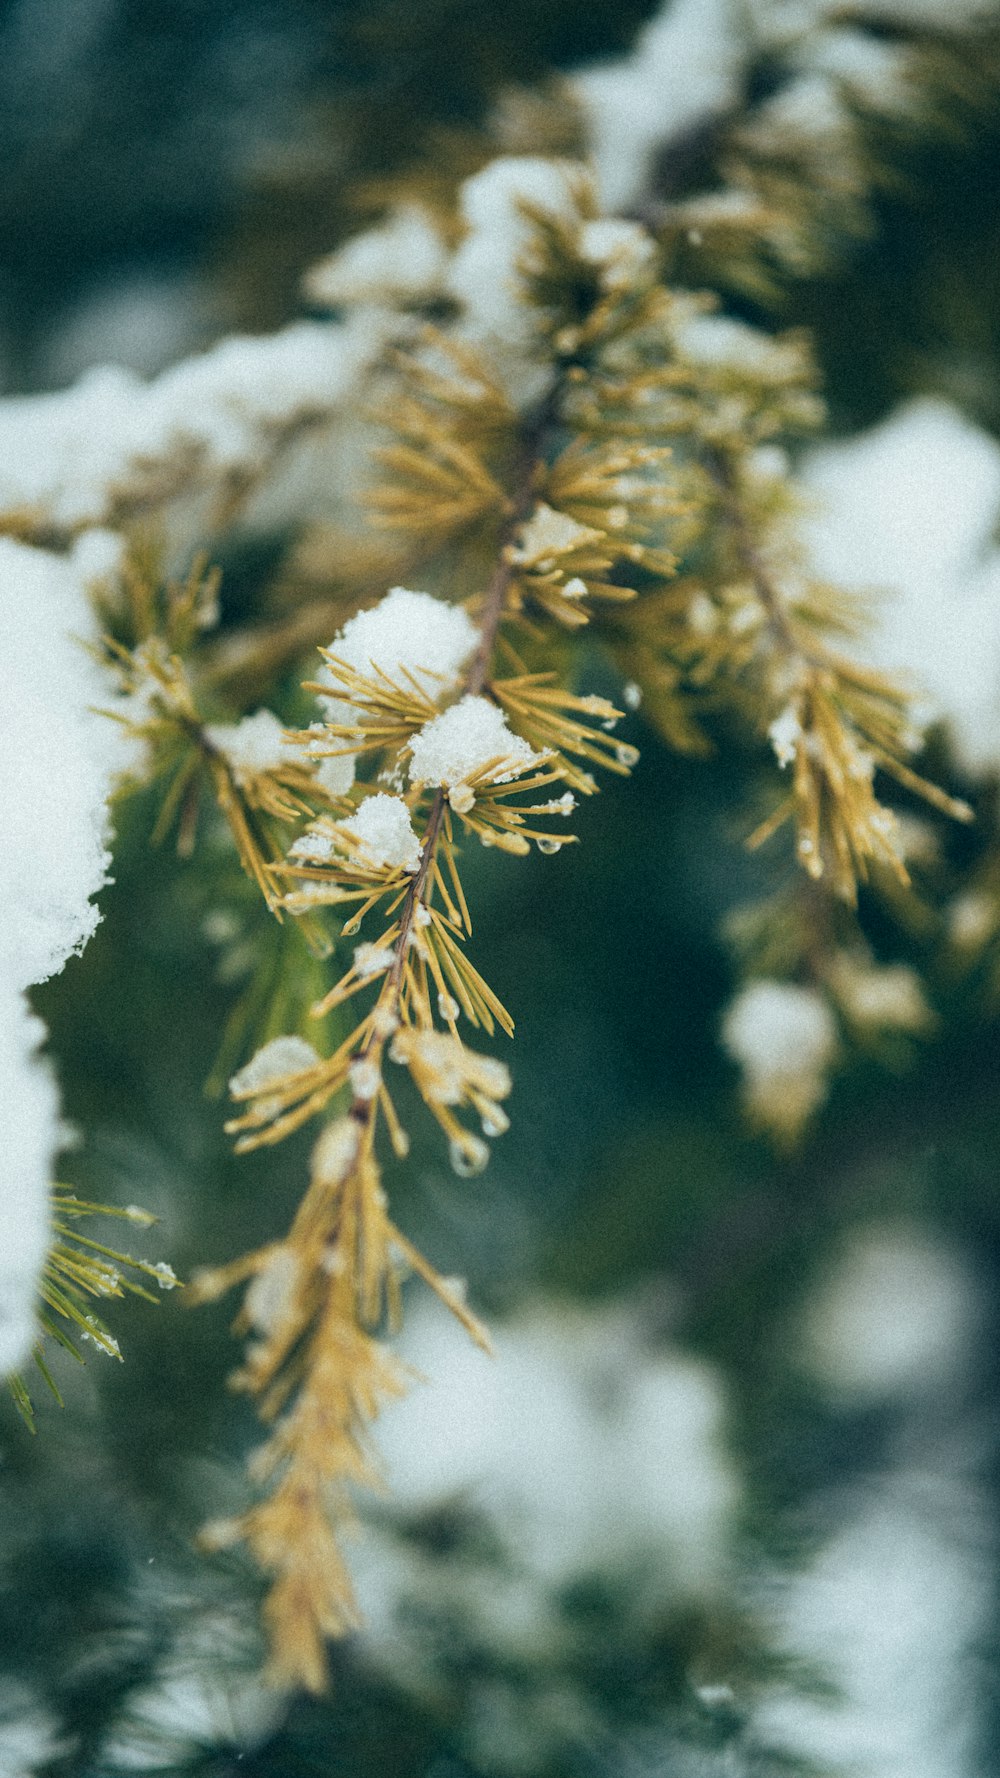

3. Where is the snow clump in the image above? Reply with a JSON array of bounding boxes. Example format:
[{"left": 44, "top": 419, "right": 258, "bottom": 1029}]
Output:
[
  {"left": 0, "top": 538, "right": 133, "bottom": 991},
  {"left": 721, "top": 978, "right": 838, "bottom": 1138},
  {"left": 340, "top": 794, "right": 423, "bottom": 873},
  {"left": 320, "top": 587, "right": 477, "bottom": 703},
  {"left": 357, "top": 1295, "right": 738, "bottom": 1642},
  {"left": 801, "top": 1225, "right": 980, "bottom": 1403},
  {"left": 1, "top": 536, "right": 135, "bottom": 1374},
  {"left": 408, "top": 696, "right": 542, "bottom": 795},
  {"left": 801, "top": 398, "right": 1000, "bottom": 777},
  {"left": 573, "top": 0, "right": 745, "bottom": 210},
  {"left": 229, "top": 1036, "right": 322, "bottom": 1099},
  {"left": 0, "top": 315, "right": 386, "bottom": 549},
  {"left": 446, "top": 157, "right": 583, "bottom": 407},
  {"left": 204, "top": 710, "right": 290, "bottom": 785},
  {"left": 315, "top": 587, "right": 478, "bottom": 796},
  {"left": 305, "top": 203, "right": 448, "bottom": 308}
]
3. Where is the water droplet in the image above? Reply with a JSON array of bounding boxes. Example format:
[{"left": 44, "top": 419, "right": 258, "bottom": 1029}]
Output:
[
  {"left": 449, "top": 1136, "right": 489, "bottom": 1177},
  {"left": 615, "top": 743, "right": 640, "bottom": 768},
  {"left": 536, "top": 837, "right": 562, "bottom": 855},
  {"left": 437, "top": 992, "right": 460, "bottom": 1022}
]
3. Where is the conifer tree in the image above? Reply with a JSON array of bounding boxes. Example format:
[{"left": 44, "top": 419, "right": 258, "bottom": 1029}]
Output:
[{"left": 4, "top": 2, "right": 1000, "bottom": 1773}]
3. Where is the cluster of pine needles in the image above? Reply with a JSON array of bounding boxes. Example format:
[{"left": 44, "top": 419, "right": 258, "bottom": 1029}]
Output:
[{"left": 26, "top": 158, "right": 974, "bottom": 1693}]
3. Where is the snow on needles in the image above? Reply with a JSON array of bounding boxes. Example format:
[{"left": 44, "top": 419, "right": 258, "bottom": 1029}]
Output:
[
  {"left": 229, "top": 1036, "right": 322, "bottom": 1100},
  {"left": 340, "top": 795, "right": 423, "bottom": 873},
  {"left": 204, "top": 710, "right": 291, "bottom": 786},
  {"left": 0, "top": 315, "right": 384, "bottom": 544},
  {"left": 573, "top": 0, "right": 746, "bottom": 210},
  {"left": 0, "top": 536, "right": 132, "bottom": 1373},
  {"left": 321, "top": 588, "right": 477, "bottom": 704},
  {"left": 362, "top": 1295, "right": 738, "bottom": 1625},
  {"left": 305, "top": 203, "right": 448, "bottom": 308},
  {"left": 721, "top": 979, "right": 838, "bottom": 1139},
  {"left": 407, "top": 696, "right": 542, "bottom": 792},
  {"left": 446, "top": 157, "right": 583, "bottom": 408},
  {"left": 315, "top": 588, "right": 478, "bottom": 795},
  {"left": 802, "top": 1225, "right": 980, "bottom": 1404},
  {"left": 571, "top": 0, "right": 975, "bottom": 219},
  {"left": 0, "top": 537, "right": 131, "bottom": 992},
  {"left": 801, "top": 398, "right": 1000, "bottom": 777}
]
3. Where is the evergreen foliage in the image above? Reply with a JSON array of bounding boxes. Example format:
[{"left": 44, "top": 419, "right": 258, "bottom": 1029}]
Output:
[{"left": 4, "top": 3, "right": 1000, "bottom": 1773}]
